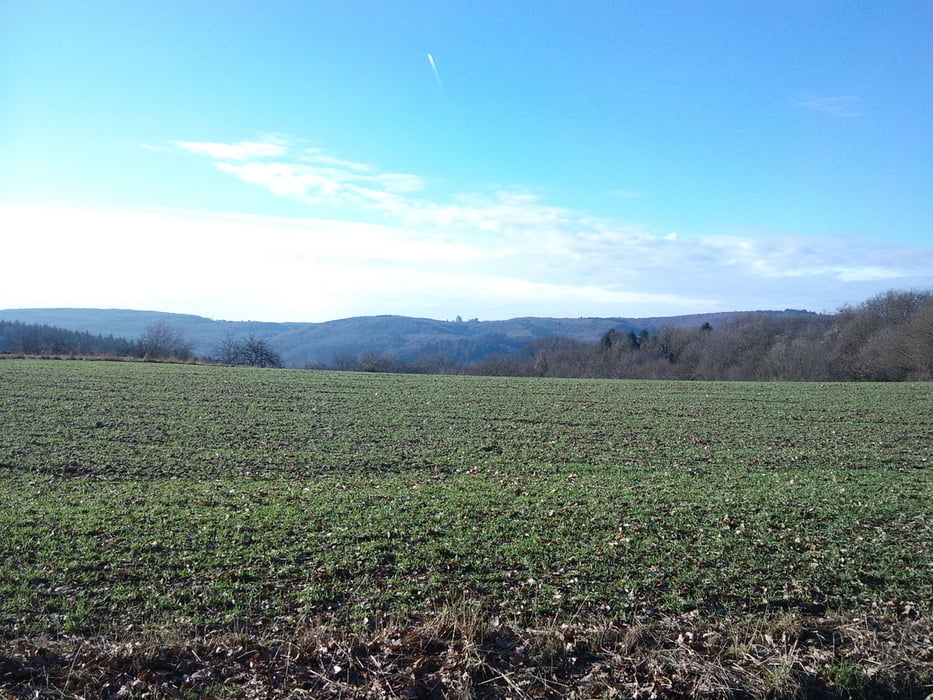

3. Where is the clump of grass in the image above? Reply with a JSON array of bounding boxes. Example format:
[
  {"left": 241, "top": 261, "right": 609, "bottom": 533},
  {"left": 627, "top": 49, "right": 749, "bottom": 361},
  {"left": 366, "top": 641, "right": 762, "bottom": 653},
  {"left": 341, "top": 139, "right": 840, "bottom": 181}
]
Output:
[{"left": 826, "top": 658, "right": 867, "bottom": 698}]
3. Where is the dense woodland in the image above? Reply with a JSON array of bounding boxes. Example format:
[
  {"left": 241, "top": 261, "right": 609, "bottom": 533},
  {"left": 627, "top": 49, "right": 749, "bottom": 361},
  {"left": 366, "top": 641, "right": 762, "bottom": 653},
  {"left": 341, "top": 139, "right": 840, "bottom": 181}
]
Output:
[
  {"left": 0, "top": 321, "right": 137, "bottom": 358},
  {"left": 346, "top": 289, "right": 933, "bottom": 381},
  {"left": 2, "top": 289, "right": 931, "bottom": 380}
]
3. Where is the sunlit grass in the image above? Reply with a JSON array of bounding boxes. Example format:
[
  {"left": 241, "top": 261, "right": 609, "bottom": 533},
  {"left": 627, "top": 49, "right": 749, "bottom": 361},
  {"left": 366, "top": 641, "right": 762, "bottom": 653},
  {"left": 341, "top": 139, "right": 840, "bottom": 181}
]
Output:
[{"left": 1, "top": 360, "right": 929, "bottom": 643}]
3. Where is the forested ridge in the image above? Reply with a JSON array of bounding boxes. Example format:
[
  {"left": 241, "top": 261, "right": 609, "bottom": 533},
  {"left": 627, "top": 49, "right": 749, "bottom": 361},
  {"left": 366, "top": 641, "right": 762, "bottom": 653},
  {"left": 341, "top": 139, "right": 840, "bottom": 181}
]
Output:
[
  {"left": 466, "top": 289, "right": 933, "bottom": 381},
  {"left": 3, "top": 289, "right": 931, "bottom": 380}
]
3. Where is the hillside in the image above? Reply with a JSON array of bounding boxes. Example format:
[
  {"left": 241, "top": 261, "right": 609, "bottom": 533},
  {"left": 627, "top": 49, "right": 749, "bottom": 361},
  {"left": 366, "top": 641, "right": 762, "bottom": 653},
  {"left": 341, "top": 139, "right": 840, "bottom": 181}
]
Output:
[{"left": 0, "top": 307, "right": 758, "bottom": 367}]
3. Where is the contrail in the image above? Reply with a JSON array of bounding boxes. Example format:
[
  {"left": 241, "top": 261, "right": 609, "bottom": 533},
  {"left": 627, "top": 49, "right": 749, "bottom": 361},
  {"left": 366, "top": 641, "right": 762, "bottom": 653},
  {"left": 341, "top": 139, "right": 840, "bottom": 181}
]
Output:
[{"left": 427, "top": 53, "right": 444, "bottom": 90}]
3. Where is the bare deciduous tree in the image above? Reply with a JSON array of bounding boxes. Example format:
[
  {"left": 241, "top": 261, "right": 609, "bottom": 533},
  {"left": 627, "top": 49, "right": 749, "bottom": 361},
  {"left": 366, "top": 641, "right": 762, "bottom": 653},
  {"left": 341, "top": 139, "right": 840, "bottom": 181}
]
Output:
[
  {"left": 212, "top": 335, "right": 283, "bottom": 368},
  {"left": 138, "top": 322, "right": 193, "bottom": 361}
]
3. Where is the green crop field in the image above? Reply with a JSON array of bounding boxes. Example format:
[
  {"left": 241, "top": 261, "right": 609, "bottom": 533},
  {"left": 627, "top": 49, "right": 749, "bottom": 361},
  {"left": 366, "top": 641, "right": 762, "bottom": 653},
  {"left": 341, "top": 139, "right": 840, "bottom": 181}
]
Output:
[{"left": 1, "top": 360, "right": 930, "bottom": 697}]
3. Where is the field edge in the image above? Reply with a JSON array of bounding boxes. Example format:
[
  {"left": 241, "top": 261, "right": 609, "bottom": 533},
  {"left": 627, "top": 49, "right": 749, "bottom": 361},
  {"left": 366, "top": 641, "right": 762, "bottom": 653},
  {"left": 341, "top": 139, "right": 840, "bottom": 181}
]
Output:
[{"left": 2, "top": 605, "right": 931, "bottom": 699}]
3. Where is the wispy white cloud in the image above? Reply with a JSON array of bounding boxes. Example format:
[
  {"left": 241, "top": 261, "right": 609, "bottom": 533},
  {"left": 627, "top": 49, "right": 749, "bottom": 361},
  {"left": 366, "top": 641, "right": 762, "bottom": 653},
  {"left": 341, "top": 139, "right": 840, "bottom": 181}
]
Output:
[
  {"left": 175, "top": 139, "right": 287, "bottom": 160},
  {"left": 302, "top": 148, "right": 374, "bottom": 172},
  {"left": 143, "top": 137, "right": 933, "bottom": 319},
  {"left": 830, "top": 266, "right": 908, "bottom": 282},
  {"left": 188, "top": 142, "right": 932, "bottom": 295},
  {"left": 5, "top": 194, "right": 931, "bottom": 321},
  {"left": 696, "top": 233, "right": 930, "bottom": 295},
  {"left": 197, "top": 143, "right": 426, "bottom": 209},
  {"left": 798, "top": 95, "right": 862, "bottom": 118},
  {"left": 214, "top": 162, "right": 314, "bottom": 198}
]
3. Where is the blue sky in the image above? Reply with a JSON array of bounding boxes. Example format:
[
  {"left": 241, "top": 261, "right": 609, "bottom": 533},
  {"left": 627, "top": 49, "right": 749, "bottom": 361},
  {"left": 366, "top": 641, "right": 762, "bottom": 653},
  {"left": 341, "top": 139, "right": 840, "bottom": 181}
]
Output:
[{"left": 2, "top": 1, "right": 931, "bottom": 322}]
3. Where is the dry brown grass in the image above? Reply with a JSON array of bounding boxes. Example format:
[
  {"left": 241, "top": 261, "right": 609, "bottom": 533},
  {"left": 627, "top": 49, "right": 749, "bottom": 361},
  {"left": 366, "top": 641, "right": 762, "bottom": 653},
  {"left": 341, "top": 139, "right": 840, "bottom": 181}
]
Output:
[{"left": 2, "top": 606, "right": 931, "bottom": 698}]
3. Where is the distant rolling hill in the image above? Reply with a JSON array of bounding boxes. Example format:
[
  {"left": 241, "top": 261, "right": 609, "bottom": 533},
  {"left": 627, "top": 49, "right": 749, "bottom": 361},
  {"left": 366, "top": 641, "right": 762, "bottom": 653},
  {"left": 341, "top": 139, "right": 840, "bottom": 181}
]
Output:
[{"left": 0, "top": 308, "right": 775, "bottom": 367}]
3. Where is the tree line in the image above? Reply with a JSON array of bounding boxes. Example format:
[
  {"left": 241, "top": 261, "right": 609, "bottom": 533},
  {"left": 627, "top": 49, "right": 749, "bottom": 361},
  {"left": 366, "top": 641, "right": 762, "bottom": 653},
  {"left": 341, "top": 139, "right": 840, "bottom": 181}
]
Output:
[
  {"left": 0, "top": 321, "right": 137, "bottom": 358},
  {"left": 467, "top": 289, "right": 933, "bottom": 381},
  {"left": 3, "top": 289, "right": 930, "bottom": 379},
  {"left": 1, "top": 321, "right": 282, "bottom": 368},
  {"left": 336, "top": 289, "right": 933, "bottom": 381}
]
